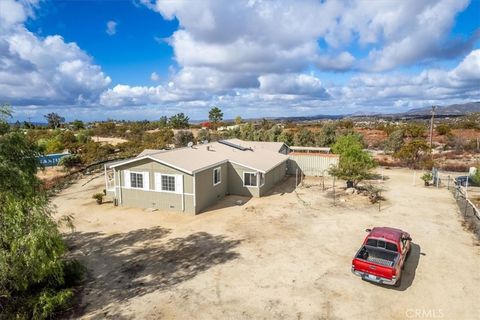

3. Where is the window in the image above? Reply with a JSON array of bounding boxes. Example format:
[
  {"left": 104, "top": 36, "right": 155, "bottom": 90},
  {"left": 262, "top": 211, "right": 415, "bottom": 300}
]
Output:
[
  {"left": 161, "top": 175, "right": 176, "bottom": 192},
  {"left": 130, "top": 172, "right": 143, "bottom": 189},
  {"left": 365, "top": 239, "right": 398, "bottom": 252},
  {"left": 244, "top": 172, "right": 257, "bottom": 187},
  {"left": 213, "top": 167, "right": 221, "bottom": 185}
]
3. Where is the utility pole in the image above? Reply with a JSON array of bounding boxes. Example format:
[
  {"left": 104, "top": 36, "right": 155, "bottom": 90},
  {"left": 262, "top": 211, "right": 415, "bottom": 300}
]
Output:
[{"left": 429, "top": 106, "right": 437, "bottom": 148}]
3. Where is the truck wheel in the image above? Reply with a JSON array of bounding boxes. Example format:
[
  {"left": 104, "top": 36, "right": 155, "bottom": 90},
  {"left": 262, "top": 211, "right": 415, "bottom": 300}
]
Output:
[
  {"left": 406, "top": 246, "right": 411, "bottom": 259},
  {"left": 394, "top": 277, "right": 402, "bottom": 288}
]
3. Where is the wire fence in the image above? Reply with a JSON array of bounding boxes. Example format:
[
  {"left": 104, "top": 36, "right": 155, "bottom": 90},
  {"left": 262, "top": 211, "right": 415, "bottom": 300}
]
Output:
[
  {"left": 453, "top": 186, "right": 480, "bottom": 220},
  {"left": 411, "top": 168, "right": 480, "bottom": 239}
]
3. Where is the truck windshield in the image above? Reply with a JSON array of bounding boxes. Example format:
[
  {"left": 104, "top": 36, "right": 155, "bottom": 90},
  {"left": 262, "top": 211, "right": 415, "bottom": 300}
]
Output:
[{"left": 366, "top": 239, "right": 398, "bottom": 252}]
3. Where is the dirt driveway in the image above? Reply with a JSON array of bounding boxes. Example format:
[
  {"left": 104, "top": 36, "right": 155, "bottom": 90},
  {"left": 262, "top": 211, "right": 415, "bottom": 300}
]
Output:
[{"left": 53, "top": 168, "right": 480, "bottom": 320}]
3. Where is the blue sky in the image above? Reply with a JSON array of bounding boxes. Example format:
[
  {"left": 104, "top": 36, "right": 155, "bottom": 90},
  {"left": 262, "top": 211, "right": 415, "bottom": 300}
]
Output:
[
  {"left": 27, "top": 0, "right": 178, "bottom": 85},
  {"left": 0, "top": 0, "right": 479, "bottom": 121}
]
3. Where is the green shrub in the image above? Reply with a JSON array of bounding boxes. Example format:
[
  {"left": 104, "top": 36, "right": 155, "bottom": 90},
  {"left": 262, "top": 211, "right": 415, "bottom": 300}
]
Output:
[
  {"left": 472, "top": 168, "right": 480, "bottom": 185},
  {"left": 62, "top": 259, "right": 86, "bottom": 287},
  {"left": 421, "top": 172, "right": 433, "bottom": 186},
  {"left": 33, "top": 289, "right": 74, "bottom": 319},
  {"left": 58, "top": 154, "right": 83, "bottom": 169},
  {"left": 92, "top": 193, "right": 104, "bottom": 204},
  {"left": 436, "top": 123, "right": 451, "bottom": 135}
]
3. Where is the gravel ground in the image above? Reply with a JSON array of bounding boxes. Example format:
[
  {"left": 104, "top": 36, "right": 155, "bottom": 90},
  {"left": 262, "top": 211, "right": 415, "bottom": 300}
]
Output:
[{"left": 53, "top": 168, "right": 480, "bottom": 320}]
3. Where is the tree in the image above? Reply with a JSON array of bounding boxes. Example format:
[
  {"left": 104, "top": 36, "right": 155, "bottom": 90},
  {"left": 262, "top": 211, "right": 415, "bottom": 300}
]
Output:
[
  {"left": 159, "top": 116, "right": 168, "bottom": 128},
  {"left": 71, "top": 119, "right": 85, "bottom": 130},
  {"left": 315, "top": 123, "right": 337, "bottom": 147},
  {"left": 383, "top": 129, "right": 404, "bottom": 153},
  {"left": 337, "top": 119, "right": 354, "bottom": 129},
  {"left": 173, "top": 130, "right": 195, "bottom": 147},
  {"left": 436, "top": 123, "right": 451, "bottom": 136},
  {"left": 329, "top": 134, "right": 376, "bottom": 187},
  {"left": 0, "top": 130, "right": 81, "bottom": 318},
  {"left": 58, "top": 154, "right": 83, "bottom": 169},
  {"left": 169, "top": 113, "right": 190, "bottom": 129},
  {"left": 0, "top": 104, "right": 12, "bottom": 135},
  {"left": 208, "top": 106, "right": 223, "bottom": 129},
  {"left": 277, "top": 130, "right": 294, "bottom": 145},
  {"left": 80, "top": 141, "right": 115, "bottom": 164},
  {"left": 234, "top": 116, "right": 243, "bottom": 125},
  {"left": 260, "top": 118, "right": 271, "bottom": 130},
  {"left": 471, "top": 167, "right": 480, "bottom": 185},
  {"left": 0, "top": 104, "right": 12, "bottom": 120},
  {"left": 266, "top": 125, "right": 283, "bottom": 142},
  {"left": 240, "top": 123, "right": 255, "bottom": 140},
  {"left": 253, "top": 128, "right": 266, "bottom": 141},
  {"left": 394, "top": 139, "right": 431, "bottom": 168},
  {"left": 45, "top": 139, "right": 65, "bottom": 154},
  {"left": 403, "top": 123, "right": 425, "bottom": 138},
  {"left": 44, "top": 113, "right": 65, "bottom": 129},
  {"left": 197, "top": 128, "right": 211, "bottom": 142},
  {"left": 294, "top": 128, "right": 315, "bottom": 146}
]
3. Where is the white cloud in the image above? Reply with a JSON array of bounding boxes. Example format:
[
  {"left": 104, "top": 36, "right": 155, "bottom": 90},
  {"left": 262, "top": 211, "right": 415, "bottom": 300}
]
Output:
[
  {"left": 99, "top": 49, "right": 480, "bottom": 118},
  {"left": 150, "top": 72, "right": 160, "bottom": 81},
  {"left": 145, "top": 0, "right": 473, "bottom": 78},
  {"left": 0, "top": 0, "right": 111, "bottom": 106},
  {"left": 106, "top": 20, "right": 117, "bottom": 36},
  {"left": 258, "top": 74, "right": 329, "bottom": 98},
  {"left": 3, "top": 0, "right": 479, "bottom": 120}
]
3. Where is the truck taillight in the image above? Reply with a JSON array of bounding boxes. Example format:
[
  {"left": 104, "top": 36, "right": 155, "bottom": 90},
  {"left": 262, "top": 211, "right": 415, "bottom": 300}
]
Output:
[{"left": 392, "top": 269, "right": 396, "bottom": 276}]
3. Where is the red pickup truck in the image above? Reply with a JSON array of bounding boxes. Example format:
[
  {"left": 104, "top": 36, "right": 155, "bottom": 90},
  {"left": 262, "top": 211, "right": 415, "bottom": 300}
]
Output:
[{"left": 351, "top": 227, "right": 411, "bottom": 286}]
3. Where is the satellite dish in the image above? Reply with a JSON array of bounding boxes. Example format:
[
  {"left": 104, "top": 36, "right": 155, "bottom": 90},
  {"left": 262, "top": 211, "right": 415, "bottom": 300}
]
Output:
[{"left": 187, "top": 141, "right": 194, "bottom": 148}]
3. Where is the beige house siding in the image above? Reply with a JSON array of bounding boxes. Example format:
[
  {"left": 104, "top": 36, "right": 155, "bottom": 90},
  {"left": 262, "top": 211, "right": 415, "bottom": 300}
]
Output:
[
  {"left": 115, "top": 158, "right": 195, "bottom": 213},
  {"left": 226, "top": 162, "right": 260, "bottom": 197},
  {"left": 194, "top": 162, "right": 229, "bottom": 213},
  {"left": 260, "top": 161, "right": 287, "bottom": 196},
  {"left": 108, "top": 156, "right": 288, "bottom": 214}
]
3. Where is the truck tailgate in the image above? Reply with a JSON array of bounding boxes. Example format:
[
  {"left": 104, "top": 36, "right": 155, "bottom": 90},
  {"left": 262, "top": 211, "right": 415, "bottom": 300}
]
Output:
[{"left": 353, "top": 258, "right": 395, "bottom": 279}]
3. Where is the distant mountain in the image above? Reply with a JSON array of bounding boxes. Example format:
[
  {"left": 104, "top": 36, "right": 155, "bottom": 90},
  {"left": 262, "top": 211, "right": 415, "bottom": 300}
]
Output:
[{"left": 404, "top": 102, "right": 480, "bottom": 116}]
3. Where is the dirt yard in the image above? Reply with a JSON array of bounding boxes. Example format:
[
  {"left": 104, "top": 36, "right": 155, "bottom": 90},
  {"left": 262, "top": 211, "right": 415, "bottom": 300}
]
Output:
[
  {"left": 91, "top": 136, "right": 128, "bottom": 146},
  {"left": 52, "top": 168, "right": 480, "bottom": 319}
]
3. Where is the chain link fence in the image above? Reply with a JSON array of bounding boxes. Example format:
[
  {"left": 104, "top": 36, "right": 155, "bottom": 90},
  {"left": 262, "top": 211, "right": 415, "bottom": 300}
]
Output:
[
  {"left": 417, "top": 168, "right": 480, "bottom": 239},
  {"left": 452, "top": 186, "right": 480, "bottom": 239}
]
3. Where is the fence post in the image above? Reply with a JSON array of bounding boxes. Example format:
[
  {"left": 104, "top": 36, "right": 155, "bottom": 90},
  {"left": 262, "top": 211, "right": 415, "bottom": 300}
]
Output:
[
  {"left": 333, "top": 175, "right": 336, "bottom": 206},
  {"left": 295, "top": 168, "right": 298, "bottom": 190}
]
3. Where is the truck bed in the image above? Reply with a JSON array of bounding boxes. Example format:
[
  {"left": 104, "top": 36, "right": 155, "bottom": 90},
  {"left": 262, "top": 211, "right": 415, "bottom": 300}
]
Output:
[{"left": 356, "top": 246, "right": 398, "bottom": 267}]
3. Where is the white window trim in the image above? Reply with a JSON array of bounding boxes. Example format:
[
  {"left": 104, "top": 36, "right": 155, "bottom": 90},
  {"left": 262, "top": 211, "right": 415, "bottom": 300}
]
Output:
[
  {"left": 128, "top": 171, "right": 148, "bottom": 190},
  {"left": 259, "top": 172, "right": 265, "bottom": 187},
  {"left": 158, "top": 173, "right": 177, "bottom": 193},
  {"left": 243, "top": 171, "right": 258, "bottom": 187},
  {"left": 213, "top": 167, "right": 221, "bottom": 186}
]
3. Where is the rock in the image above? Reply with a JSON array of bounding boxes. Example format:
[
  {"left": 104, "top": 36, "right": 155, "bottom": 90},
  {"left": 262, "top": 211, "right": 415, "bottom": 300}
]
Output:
[{"left": 346, "top": 188, "right": 356, "bottom": 195}]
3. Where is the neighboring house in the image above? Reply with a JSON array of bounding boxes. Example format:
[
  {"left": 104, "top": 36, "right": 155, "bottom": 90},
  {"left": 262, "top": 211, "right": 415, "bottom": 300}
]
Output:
[{"left": 104, "top": 139, "right": 288, "bottom": 214}]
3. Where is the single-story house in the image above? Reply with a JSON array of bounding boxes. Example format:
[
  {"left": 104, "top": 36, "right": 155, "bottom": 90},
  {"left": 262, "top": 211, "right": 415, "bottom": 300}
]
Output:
[{"left": 105, "top": 139, "right": 289, "bottom": 214}]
